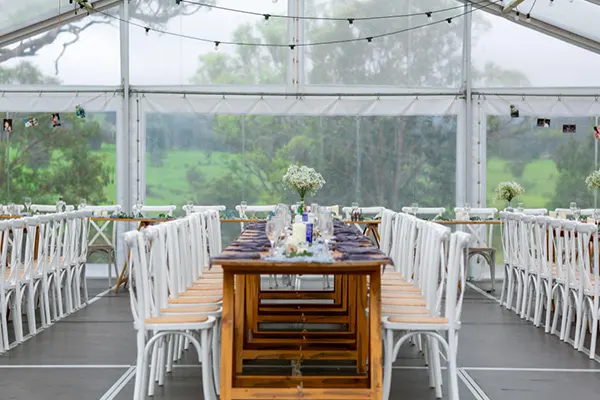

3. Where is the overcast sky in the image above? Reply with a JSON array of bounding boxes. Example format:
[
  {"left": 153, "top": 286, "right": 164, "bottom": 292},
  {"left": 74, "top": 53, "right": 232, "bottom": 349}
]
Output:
[{"left": 2, "top": 0, "right": 600, "bottom": 87}]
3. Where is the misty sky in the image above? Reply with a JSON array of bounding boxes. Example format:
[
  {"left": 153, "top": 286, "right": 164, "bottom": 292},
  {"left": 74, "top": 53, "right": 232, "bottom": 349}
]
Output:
[{"left": 1, "top": 0, "right": 600, "bottom": 87}]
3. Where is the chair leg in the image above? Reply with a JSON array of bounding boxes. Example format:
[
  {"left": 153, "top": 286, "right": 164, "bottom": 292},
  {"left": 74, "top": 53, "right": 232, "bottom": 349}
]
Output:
[
  {"left": 200, "top": 329, "right": 217, "bottom": 400},
  {"left": 489, "top": 255, "right": 496, "bottom": 292},
  {"left": 447, "top": 330, "right": 460, "bottom": 400},
  {"left": 382, "top": 329, "right": 394, "bottom": 400},
  {"left": 589, "top": 312, "right": 599, "bottom": 359},
  {"left": 211, "top": 322, "right": 221, "bottom": 395},
  {"left": 499, "top": 265, "right": 508, "bottom": 306}
]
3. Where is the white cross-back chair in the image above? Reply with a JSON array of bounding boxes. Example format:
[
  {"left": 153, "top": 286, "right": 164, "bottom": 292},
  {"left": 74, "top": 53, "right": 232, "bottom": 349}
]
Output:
[
  {"left": 341, "top": 206, "right": 383, "bottom": 220},
  {"left": 235, "top": 204, "right": 275, "bottom": 231},
  {"left": 578, "top": 224, "right": 600, "bottom": 359},
  {"left": 382, "top": 224, "right": 471, "bottom": 400},
  {"left": 522, "top": 208, "right": 547, "bottom": 216},
  {"left": 454, "top": 207, "right": 498, "bottom": 291},
  {"left": 185, "top": 205, "right": 226, "bottom": 215},
  {"left": 30, "top": 204, "right": 74, "bottom": 213},
  {"left": 401, "top": 206, "right": 446, "bottom": 219},
  {"left": 125, "top": 229, "right": 217, "bottom": 400},
  {"left": 84, "top": 205, "right": 121, "bottom": 287},
  {"left": 554, "top": 208, "right": 595, "bottom": 217},
  {"left": 139, "top": 205, "right": 176, "bottom": 217}
]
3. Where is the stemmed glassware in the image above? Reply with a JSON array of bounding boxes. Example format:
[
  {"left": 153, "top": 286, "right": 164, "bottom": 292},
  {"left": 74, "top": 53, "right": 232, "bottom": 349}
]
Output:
[
  {"left": 240, "top": 201, "right": 248, "bottom": 218},
  {"left": 318, "top": 212, "right": 334, "bottom": 246},
  {"left": 517, "top": 202, "right": 524, "bottom": 213},
  {"left": 266, "top": 219, "right": 280, "bottom": 254},
  {"left": 573, "top": 206, "right": 582, "bottom": 221},
  {"left": 464, "top": 203, "right": 471, "bottom": 219},
  {"left": 411, "top": 202, "right": 419, "bottom": 216},
  {"left": 24, "top": 197, "right": 32, "bottom": 212},
  {"left": 569, "top": 202, "right": 577, "bottom": 217},
  {"left": 78, "top": 198, "right": 86, "bottom": 210},
  {"left": 185, "top": 201, "right": 194, "bottom": 216}
]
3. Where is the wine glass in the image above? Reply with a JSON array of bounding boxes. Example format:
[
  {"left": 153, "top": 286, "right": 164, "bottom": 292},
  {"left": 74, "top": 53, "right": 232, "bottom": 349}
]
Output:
[
  {"left": 24, "top": 197, "right": 32, "bottom": 212},
  {"left": 240, "top": 201, "right": 248, "bottom": 218},
  {"left": 517, "top": 202, "right": 524, "bottom": 213},
  {"left": 570, "top": 202, "right": 577, "bottom": 216},
  {"left": 7, "top": 203, "right": 15, "bottom": 216},
  {"left": 464, "top": 203, "right": 471, "bottom": 219},
  {"left": 573, "top": 207, "right": 581, "bottom": 221},
  {"left": 411, "top": 202, "right": 419, "bottom": 216},
  {"left": 186, "top": 200, "right": 194, "bottom": 215},
  {"left": 78, "top": 198, "right": 86, "bottom": 210},
  {"left": 319, "top": 217, "right": 334, "bottom": 245},
  {"left": 266, "top": 220, "right": 279, "bottom": 253},
  {"left": 311, "top": 203, "right": 319, "bottom": 214}
]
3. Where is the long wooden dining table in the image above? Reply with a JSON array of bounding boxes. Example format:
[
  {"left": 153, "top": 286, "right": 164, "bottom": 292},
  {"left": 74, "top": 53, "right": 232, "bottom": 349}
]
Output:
[{"left": 213, "top": 220, "right": 392, "bottom": 400}]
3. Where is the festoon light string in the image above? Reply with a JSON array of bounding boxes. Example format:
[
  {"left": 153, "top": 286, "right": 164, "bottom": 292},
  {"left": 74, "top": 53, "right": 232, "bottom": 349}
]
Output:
[{"left": 73, "top": 0, "right": 502, "bottom": 50}]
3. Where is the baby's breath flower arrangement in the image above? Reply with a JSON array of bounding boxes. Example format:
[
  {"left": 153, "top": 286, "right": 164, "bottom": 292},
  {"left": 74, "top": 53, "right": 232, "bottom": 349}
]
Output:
[
  {"left": 495, "top": 181, "right": 524, "bottom": 209},
  {"left": 585, "top": 170, "right": 600, "bottom": 190},
  {"left": 282, "top": 165, "right": 326, "bottom": 203}
]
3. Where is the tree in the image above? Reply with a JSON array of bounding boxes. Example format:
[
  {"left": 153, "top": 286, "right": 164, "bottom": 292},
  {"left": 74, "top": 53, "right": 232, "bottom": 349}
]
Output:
[
  {"left": 183, "top": 0, "right": 526, "bottom": 210},
  {"left": 0, "top": 62, "right": 113, "bottom": 204},
  {"left": 0, "top": 0, "right": 214, "bottom": 74}
]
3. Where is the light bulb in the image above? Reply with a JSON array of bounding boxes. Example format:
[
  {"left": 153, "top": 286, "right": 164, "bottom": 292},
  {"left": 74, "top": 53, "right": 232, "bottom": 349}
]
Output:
[
  {"left": 549, "top": 0, "right": 554, "bottom": 5},
  {"left": 426, "top": 12, "right": 432, "bottom": 22},
  {"left": 514, "top": 11, "right": 520, "bottom": 21},
  {"left": 214, "top": 41, "right": 220, "bottom": 51},
  {"left": 526, "top": 13, "right": 531, "bottom": 22}
]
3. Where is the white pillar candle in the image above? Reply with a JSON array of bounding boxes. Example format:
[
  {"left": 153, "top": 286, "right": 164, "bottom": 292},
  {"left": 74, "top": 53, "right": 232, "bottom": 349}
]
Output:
[{"left": 292, "top": 222, "right": 306, "bottom": 243}]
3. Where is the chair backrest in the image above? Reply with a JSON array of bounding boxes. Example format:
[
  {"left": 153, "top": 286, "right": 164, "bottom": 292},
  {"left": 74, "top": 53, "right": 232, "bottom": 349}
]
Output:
[
  {"left": 124, "top": 230, "right": 153, "bottom": 328},
  {"left": 140, "top": 205, "right": 176, "bottom": 217},
  {"left": 341, "top": 206, "right": 383, "bottom": 220},
  {"left": 31, "top": 204, "right": 74, "bottom": 213},
  {"left": 85, "top": 205, "right": 121, "bottom": 249},
  {"left": 401, "top": 206, "right": 446, "bottom": 219},
  {"left": 189, "top": 205, "right": 226, "bottom": 213},
  {"left": 522, "top": 208, "right": 547, "bottom": 216},
  {"left": 454, "top": 207, "right": 498, "bottom": 247},
  {"left": 444, "top": 231, "right": 471, "bottom": 327},
  {"left": 575, "top": 222, "right": 599, "bottom": 296},
  {"left": 533, "top": 216, "right": 552, "bottom": 277},
  {"left": 379, "top": 209, "right": 395, "bottom": 256}
]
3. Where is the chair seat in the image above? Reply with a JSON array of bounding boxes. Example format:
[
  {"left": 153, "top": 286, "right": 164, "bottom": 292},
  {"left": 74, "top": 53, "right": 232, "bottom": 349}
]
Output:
[
  {"left": 144, "top": 314, "right": 209, "bottom": 324},
  {"left": 381, "top": 292, "right": 423, "bottom": 299},
  {"left": 381, "top": 298, "right": 427, "bottom": 307},
  {"left": 380, "top": 285, "right": 421, "bottom": 293},
  {"left": 179, "top": 290, "right": 222, "bottom": 298},
  {"left": 381, "top": 280, "right": 412, "bottom": 287},
  {"left": 187, "top": 285, "right": 222, "bottom": 291},
  {"left": 168, "top": 296, "right": 222, "bottom": 305},
  {"left": 89, "top": 244, "right": 114, "bottom": 251},
  {"left": 382, "top": 306, "right": 429, "bottom": 315},
  {"left": 160, "top": 305, "right": 221, "bottom": 314},
  {"left": 192, "top": 278, "right": 223, "bottom": 285},
  {"left": 388, "top": 315, "right": 448, "bottom": 324}
]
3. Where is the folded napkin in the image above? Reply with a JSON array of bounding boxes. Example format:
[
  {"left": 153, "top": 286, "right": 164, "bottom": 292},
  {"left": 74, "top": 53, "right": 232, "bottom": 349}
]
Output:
[
  {"left": 342, "top": 253, "right": 388, "bottom": 261},
  {"left": 211, "top": 253, "right": 261, "bottom": 260},
  {"left": 340, "top": 247, "right": 382, "bottom": 255}
]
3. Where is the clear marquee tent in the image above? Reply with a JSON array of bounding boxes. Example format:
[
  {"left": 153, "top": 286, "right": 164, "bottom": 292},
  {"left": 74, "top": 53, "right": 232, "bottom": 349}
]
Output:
[{"left": 2, "top": 0, "right": 600, "bottom": 274}]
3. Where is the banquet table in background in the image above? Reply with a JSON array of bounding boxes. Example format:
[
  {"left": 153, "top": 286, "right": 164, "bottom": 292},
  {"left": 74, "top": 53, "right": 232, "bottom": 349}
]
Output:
[{"left": 213, "top": 220, "right": 391, "bottom": 400}]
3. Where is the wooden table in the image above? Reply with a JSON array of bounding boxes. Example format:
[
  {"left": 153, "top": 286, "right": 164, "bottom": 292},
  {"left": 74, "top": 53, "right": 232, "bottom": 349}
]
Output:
[{"left": 215, "top": 226, "right": 389, "bottom": 400}]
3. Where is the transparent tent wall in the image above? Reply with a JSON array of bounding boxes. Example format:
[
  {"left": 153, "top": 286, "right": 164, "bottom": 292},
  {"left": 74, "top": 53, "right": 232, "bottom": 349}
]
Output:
[{"left": 144, "top": 112, "right": 457, "bottom": 245}]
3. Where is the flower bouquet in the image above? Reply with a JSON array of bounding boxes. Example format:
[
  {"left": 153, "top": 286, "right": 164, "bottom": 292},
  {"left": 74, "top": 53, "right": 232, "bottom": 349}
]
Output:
[
  {"left": 585, "top": 170, "right": 600, "bottom": 190},
  {"left": 282, "top": 165, "right": 325, "bottom": 213},
  {"left": 494, "top": 181, "right": 524, "bottom": 210}
]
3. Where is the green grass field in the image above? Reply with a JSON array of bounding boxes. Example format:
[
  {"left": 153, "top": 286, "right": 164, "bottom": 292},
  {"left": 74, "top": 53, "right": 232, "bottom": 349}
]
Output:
[{"left": 486, "top": 157, "right": 559, "bottom": 209}]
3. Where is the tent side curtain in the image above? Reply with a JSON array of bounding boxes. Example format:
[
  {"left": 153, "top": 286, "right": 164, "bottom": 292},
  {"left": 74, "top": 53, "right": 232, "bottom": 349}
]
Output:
[{"left": 140, "top": 94, "right": 461, "bottom": 116}]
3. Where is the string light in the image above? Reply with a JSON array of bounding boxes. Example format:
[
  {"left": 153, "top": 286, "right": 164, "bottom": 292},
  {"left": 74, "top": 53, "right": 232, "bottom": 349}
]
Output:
[
  {"left": 73, "top": 0, "right": 500, "bottom": 50},
  {"left": 348, "top": 18, "right": 354, "bottom": 26},
  {"left": 177, "top": 0, "right": 480, "bottom": 23},
  {"left": 549, "top": 0, "right": 554, "bottom": 5},
  {"left": 514, "top": 11, "right": 520, "bottom": 21},
  {"left": 426, "top": 12, "right": 433, "bottom": 22},
  {"left": 526, "top": 12, "right": 531, "bottom": 22},
  {"left": 264, "top": 14, "right": 270, "bottom": 24}
]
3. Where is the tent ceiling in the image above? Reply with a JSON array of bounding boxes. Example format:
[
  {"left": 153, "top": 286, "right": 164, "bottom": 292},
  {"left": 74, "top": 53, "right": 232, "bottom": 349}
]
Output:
[
  {"left": 460, "top": 0, "right": 600, "bottom": 54},
  {"left": 0, "top": 0, "right": 121, "bottom": 47}
]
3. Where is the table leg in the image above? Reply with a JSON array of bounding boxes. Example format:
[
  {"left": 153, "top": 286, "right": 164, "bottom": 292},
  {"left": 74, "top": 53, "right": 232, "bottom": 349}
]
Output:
[
  {"left": 114, "top": 221, "right": 148, "bottom": 292},
  {"left": 220, "top": 270, "right": 235, "bottom": 400},
  {"left": 369, "top": 270, "right": 383, "bottom": 399},
  {"left": 235, "top": 274, "right": 246, "bottom": 374},
  {"left": 357, "top": 275, "right": 368, "bottom": 374}
]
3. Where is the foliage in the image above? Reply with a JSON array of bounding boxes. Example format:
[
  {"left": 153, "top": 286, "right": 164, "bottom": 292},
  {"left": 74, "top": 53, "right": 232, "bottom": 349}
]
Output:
[
  {"left": 494, "top": 181, "right": 524, "bottom": 202},
  {"left": 0, "top": 62, "right": 114, "bottom": 205}
]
